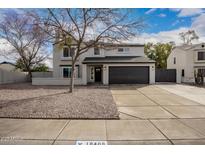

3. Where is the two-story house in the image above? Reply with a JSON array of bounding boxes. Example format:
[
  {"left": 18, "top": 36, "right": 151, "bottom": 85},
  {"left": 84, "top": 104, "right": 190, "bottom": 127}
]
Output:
[
  {"left": 32, "top": 42, "right": 155, "bottom": 85},
  {"left": 167, "top": 43, "right": 205, "bottom": 83}
]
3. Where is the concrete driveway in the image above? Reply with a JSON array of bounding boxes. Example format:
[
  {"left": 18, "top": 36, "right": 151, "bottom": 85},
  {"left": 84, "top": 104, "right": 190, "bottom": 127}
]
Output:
[
  {"left": 110, "top": 84, "right": 205, "bottom": 144},
  {"left": 1, "top": 84, "right": 205, "bottom": 145}
]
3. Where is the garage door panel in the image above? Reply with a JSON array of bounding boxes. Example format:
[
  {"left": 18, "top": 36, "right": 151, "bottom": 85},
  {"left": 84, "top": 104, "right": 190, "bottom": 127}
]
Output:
[{"left": 109, "top": 66, "right": 149, "bottom": 84}]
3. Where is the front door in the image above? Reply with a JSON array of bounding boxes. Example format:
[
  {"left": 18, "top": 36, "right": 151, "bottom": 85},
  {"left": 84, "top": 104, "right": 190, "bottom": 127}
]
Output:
[{"left": 95, "top": 67, "right": 102, "bottom": 82}]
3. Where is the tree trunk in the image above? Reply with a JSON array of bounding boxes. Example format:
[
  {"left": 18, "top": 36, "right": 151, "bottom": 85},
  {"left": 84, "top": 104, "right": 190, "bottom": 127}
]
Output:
[
  {"left": 69, "top": 62, "right": 75, "bottom": 93},
  {"left": 27, "top": 69, "right": 32, "bottom": 82}
]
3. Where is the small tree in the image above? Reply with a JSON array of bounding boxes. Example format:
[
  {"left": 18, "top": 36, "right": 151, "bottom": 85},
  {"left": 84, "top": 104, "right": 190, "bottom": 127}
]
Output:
[
  {"left": 15, "top": 58, "right": 27, "bottom": 71},
  {"left": 32, "top": 64, "right": 49, "bottom": 72},
  {"left": 0, "top": 11, "right": 49, "bottom": 80},
  {"left": 15, "top": 58, "right": 49, "bottom": 72},
  {"left": 145, "top": 43, "right": 173, "bottom": 68},
  {"left": 43, "top": 8, "right": 144, "bottom": 92},
  {"left": 179, "top": 30, "right": 199, "bottom": 45}
]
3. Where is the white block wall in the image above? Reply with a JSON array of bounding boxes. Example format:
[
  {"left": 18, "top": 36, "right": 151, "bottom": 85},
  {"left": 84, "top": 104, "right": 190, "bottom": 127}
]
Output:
[{"left": 32, "top": 78, "right": 82, "bottom": 85}]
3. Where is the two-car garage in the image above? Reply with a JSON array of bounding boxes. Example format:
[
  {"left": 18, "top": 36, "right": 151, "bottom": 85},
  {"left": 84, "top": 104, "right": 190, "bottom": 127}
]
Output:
[
  {"left": 109, "top": 66, "right": 149, "bottom": 84},
  {"left": 83, "top": 56, "right": 156, "bottom": 85}
]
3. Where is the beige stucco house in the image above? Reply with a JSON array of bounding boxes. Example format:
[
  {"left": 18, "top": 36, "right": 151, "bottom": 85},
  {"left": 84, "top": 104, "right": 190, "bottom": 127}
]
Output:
[
  {"left": 32, "top": 42, "right": 155, "bottom": 85},
  {"left": 0, "top": 61, "right": 16, "bottom": 71},
  {"left": 167, "top": 43, "right": 205, "bottom": 83}
]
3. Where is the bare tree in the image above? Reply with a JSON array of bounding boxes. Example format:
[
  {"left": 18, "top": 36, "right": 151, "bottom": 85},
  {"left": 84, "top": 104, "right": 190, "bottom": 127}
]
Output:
[
  {"left": 0, "top": 11, "right": 49, "bottom": 80},
  {"left": 43, "top": 8, "right": 144, "bottom": 92},
  {"left": 179, "top": 30, "right": 199, "bottom": 45}
]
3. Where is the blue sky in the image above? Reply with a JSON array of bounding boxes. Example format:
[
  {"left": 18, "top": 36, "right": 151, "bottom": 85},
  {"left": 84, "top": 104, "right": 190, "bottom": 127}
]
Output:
[
  {"left": 0, "top": 8, "right": 205, "bottom": 44},
  {"left": 1, "top": 8, "right": 205, "bottom": 65},
  {"left": 136, "top": 9, "right": 192, "bottom": 33},
  {"left": 129, "top": 8, "right": 205, "bottom": 44}
]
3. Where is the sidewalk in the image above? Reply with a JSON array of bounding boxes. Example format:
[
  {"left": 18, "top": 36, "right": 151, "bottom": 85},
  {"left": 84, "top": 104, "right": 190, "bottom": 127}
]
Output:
[{"left": 1, "top": 118, "right": 205, "bottom": 145}]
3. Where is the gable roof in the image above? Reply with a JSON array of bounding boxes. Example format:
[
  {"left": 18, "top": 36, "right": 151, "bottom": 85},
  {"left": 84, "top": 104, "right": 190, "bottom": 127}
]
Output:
[{"left": 0, "top": 61, "right": 15, "bottom": 66}]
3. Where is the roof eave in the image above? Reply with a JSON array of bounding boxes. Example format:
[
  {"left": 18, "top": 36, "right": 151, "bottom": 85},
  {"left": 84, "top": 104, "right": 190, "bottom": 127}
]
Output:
[{"left": 82, "top": 61, "right": 155, "bottom": 64}]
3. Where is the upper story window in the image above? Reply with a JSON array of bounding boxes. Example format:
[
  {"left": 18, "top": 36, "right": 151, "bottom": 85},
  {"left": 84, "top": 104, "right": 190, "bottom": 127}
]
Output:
[
  {"left": 118, "top": 48, "right": 124, "bottom": 52},
  {"left": 198, "top": 52, "right": 205, "bottom": 60},
  {"left": 118, "top": 47, "right": 129, "bottom": 52},
  {"left": 174, "top": 57, "right": 176, "bottom": 64},
  {"left": 63, "top": 47, "right": 75, "bottom": 58},
  {"left": 94, "top": 47, "right": 100, "bottom": 55},
  {"left": 63, "top": 47, "right": 70, "bottom": 57},
  {"left": 124, "top": 48, "right": 129, "bottom": 52}
]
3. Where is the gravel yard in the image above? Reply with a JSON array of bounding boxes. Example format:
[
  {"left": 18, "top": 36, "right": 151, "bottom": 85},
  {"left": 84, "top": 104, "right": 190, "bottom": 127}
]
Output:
[{"left": 0, "top": 83, "right": 119, "bottom": 119}]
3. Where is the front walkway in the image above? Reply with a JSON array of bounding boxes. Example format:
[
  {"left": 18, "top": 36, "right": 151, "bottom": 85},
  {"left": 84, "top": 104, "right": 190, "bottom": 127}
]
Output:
[{"left": 1, "top": 84, "right": 205, "bottom": 145}]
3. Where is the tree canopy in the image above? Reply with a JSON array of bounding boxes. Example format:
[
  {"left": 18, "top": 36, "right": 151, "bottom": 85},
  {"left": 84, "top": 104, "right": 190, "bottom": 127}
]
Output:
[
  {"left": 145, "top": 43, "right": 173, "bottom": 69},
  {"left": 15, "top": 58, "right": 49, "bottom": 72},
  {"left": 0, "top": 11, "right": 49, "bottom": 79},
  {"left": 179, "top": 30, "right": 199, "bottom": 45}
]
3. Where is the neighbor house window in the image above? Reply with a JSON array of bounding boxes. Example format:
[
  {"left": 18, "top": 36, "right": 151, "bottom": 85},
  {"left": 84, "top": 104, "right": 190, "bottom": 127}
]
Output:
[
  {"left": 94, "top": 47, "right": 100, "bottom": 55},
  {"left": 182, "top": 69, "right": 184, "bottom": 77},
  {"left": 198, "top": 52, "right": 205, "bottom": 60},
  {"left": 118, "top": 48, "right": 124, "bottom": 52},
  {"left": 174, "top": 57, "right": 176, "bottom": 64}
]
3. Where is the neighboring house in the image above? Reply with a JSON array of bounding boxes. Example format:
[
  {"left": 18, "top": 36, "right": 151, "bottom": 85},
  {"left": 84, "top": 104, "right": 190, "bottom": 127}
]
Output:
[
  {"left": 32, "top": 42, "right": 155, "bottom": 85},
  {"left": 0, "top": 61, "right": 28, "bottom": 84},
  {"left": 0, "top": 61, "right": 16, "bottom": 72},
  {"left": 167, "top": 43, "right": 205, "bottom": 83}
]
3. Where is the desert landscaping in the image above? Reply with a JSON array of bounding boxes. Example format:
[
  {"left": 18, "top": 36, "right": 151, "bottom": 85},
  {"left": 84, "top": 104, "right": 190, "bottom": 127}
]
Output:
[{"left": 0, "top": 83, "right": 119, "bottom": 119}]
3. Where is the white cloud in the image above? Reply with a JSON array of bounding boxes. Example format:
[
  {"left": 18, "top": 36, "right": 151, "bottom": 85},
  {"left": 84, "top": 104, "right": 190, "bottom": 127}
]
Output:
[
  {"left": 145, "top": 8, "right": 157, "bottom": 14},
  {"left": 138, "top": 27, "right": 191, "bottom": 45},
  {"left": 44, "top": 56, "right": 53, "bottom": 68},
  {"left": 158, "top": 13, "right": 166, "bottom": 18},
  {"left": 170, "top": 8, "right": 204, "bottom": 17},
  {"left": 127, "top": 26, "right": 204, "bottom": 45},
  {"left": 0, "top": 39, "right": 17, "bottom": 62},
  {"left": 172, "top": 20, "right": 180, "bottom": 26},
  {"left": 169, "top": 8, "right": 181, "bottom": 12},
  {"left": 191, "top": 13, "right": 205, "bottom": 41}
]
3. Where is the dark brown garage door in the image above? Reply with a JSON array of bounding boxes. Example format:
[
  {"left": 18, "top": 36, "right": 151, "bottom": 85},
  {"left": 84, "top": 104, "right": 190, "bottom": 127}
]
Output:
[{"left": 109, "top": 66, "right": 149, "bottom": 84}]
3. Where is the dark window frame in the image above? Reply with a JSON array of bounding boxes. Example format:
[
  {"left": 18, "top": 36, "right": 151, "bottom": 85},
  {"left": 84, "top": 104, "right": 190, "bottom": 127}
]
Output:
[
  {"left": 198, "top": 52, "right": 205, "bottom": 60},
  {"left": 63, "top": 47, "right": 71, "bottom": 57},
  {"left": 63, "top": 67, "right": 71, "bottom": 78},
  {"left": 182, "top": 69, "right": 185, "bottom": 77},
  {"left": 62, "top": 65, "right": 80, "bottom": 78},
  {"left": 174, "top": 57, "right": 176, "bottom": 64},
  {"left": 118, "top": 48, "right": 124, "bottom": 52},
  {"left": 198, "top": 69, "right": 205, "bottom": 77},
  {"left": 94, "top": 47, "right": 100, "bottom": 55}
]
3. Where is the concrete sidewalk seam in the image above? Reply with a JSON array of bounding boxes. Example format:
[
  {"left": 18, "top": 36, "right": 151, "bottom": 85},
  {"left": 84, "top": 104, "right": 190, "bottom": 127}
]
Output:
[
  {"left": 137, "top": 90, "right": 179, "bottom": 119},
  {"left": 148, "top": 120, "right": 174, "bottom": 145},
  {"left": 52, "top": 120, "right": 70, "bottom": 145}
]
